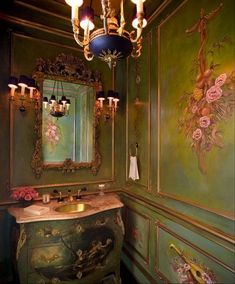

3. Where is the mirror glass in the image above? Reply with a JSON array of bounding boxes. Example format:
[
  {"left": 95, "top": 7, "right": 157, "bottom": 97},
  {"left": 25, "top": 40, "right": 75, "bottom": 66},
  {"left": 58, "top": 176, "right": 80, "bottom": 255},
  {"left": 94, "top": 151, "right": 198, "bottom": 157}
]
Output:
[
  {"left": 42, "top": 79, "right": 94, "bottom": 164},
  {"left": 31, "top": 53, "right": 102, "bottom": 178}
]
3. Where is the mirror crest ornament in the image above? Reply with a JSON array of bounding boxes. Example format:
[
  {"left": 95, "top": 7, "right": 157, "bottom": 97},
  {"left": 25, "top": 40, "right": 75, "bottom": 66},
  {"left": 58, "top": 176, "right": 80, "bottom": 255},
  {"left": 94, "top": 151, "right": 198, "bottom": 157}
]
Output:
[{"left": 31, "top": 53, "right": 102, "bottom": 178}]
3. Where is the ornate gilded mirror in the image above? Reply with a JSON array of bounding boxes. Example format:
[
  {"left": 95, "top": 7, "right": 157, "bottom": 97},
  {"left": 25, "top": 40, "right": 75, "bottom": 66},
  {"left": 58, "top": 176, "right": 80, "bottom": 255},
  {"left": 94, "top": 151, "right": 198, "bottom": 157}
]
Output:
[{"left": 31, "top": 54, "right": 102, "bottom": 178}]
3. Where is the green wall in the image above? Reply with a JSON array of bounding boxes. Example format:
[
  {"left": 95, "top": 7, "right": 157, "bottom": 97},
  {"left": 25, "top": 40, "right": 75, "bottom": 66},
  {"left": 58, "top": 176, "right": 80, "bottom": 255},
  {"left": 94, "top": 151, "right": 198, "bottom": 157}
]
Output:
[
  {"left": 0, "top": 0, "right": 234, "bottom": 283},
  {"left": 120, "top": 0, "right": 235, "bottom": 283}
]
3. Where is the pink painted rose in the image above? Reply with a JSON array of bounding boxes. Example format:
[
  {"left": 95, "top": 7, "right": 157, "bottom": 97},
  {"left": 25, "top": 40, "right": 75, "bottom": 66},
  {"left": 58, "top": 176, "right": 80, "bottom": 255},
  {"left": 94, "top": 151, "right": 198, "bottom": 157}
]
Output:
[
  {"left": 206, "top": 85, "right": 222, "bottom": 103},
  {"left": 215, "top": 73, "right": 227, "bottom": 87},
  {"left": 192, "top": 105, "right": 198, "bottom": 114},
  {"left": 192, "top": 128, "right": 202, "bottom": 140},
  {"left": 199, "top": 116, "right": 210, "bottom": 128}
]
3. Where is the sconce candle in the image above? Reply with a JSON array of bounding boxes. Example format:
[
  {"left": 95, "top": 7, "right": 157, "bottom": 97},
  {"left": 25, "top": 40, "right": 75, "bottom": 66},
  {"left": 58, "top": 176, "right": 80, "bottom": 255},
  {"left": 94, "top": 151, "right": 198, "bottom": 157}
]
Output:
[
  {"left": 96, "top": 89, "right": 119, "bottom": 121},
  {"left": 8, "top": 76, "right": 18, "bottom": 99}
]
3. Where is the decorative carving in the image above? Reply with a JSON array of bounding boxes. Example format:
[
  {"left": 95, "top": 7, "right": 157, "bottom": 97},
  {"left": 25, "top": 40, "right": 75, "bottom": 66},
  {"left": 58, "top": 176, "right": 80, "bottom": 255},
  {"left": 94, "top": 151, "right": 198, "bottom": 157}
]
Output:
[
  {"left": 74, "top": 238, "right": 113, "bottom": 279},
  {"left": 35, "top": 53, "right": 102, "bottom": 84},
  {"left": 16, "top": 224, "right": 26, "bottom": 260},
  {"left": 37, "top": 226, "right": 60, "bottom": 238},
  {"left": 31, "top": 54, "right": 102, "bottom": 177},
  {"left": 40, "top": 253, "right": 60, "bottom": 264},
  {"left": 116, "top": 210, "right": 125, "bottom": 235},
  {"left": 95, "top": 217, "right": 109, "bottom": 226}
]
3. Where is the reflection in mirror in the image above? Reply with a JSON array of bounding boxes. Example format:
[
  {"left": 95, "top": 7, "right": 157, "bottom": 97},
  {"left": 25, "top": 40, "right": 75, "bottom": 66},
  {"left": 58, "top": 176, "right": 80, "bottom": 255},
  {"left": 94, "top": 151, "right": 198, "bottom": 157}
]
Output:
[
  {"left": 42, "top": 79, "right": 94, "bottom": 164},
  {"left": 31, "top": 53, "right": 102, "bottom": 178}
]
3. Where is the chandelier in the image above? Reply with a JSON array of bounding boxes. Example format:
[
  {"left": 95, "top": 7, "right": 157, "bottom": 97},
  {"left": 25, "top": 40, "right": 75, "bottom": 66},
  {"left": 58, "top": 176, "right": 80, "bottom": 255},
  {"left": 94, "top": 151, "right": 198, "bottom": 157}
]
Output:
[
  {"left": 43, "top": 81, "right": 71, "bottom": 118},
  {"left": 65, "top": 0, "right": 147, "bottom": 68}
]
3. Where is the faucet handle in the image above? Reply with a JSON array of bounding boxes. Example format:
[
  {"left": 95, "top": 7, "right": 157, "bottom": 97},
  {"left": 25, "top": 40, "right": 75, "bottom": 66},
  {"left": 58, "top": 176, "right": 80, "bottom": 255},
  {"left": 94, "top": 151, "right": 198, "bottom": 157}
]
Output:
[
  {"left": 67, "top": 190, "right": 74, "bottom": 202},
  {"left": 76, "top": 189, "right": 81, "bottom": 200},
  {"left": 53, "top": 190, "right": 64, "bottom": 203}
]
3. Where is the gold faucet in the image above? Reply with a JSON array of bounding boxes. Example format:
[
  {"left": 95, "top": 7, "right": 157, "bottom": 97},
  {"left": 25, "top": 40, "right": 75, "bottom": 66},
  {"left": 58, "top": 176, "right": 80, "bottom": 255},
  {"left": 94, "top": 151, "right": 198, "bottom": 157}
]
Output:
[{"left": 67, "top": 190, "right": 74, "bottom": 202}]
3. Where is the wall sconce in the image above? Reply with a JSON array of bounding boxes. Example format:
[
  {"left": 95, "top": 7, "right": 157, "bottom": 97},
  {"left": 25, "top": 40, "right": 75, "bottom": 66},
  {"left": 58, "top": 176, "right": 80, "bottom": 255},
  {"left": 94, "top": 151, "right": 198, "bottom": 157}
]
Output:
[
  {"left": 8, "top": 75, "right": 38, "bottom": 112},
  {"left": 42, "top": 81, "right": 71, "bottom": 118},
  {"left": 96, "top": 90, "right": 120, "bottom": 121}
]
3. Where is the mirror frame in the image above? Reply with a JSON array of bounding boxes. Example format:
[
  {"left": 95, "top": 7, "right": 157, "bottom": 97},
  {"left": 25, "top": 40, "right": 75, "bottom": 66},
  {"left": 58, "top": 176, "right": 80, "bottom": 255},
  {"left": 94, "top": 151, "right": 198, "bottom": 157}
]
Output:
[{"left": 31, "top": 53, "right": 102, "bottom": 178}]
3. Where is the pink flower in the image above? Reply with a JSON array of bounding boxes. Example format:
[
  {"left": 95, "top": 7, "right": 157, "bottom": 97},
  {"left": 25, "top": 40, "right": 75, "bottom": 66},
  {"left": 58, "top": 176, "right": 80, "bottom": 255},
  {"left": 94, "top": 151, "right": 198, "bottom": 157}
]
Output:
[
  {"left": 206, "top": 85, "right": 222, "bottom": 103},
  {"left": 192, "top": 105, "right": 198, "bottom": 114},
  {"left": 215, "top": 73, "right": 227, "bottom": 87},
  {"left": 199, "top": 116, "right": 210, "bottom": 128},
  {"left": 192, "top": 128, "right": 202, "bottom": 140},
  {"left": 24, "top": 193, "right": 33, "bottom": 201},
  {"left": 11, "top": 186, "right": 38, "bottom": 201}
]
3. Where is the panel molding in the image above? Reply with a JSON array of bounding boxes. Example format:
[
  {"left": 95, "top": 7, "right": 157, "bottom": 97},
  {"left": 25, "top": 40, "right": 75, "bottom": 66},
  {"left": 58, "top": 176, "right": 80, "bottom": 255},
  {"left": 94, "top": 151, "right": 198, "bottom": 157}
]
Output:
[
  {"left": 121, "top": 191, "right": 235, "bottom": 247},
  {"left": 155, "top": 221, "right": 235, "bottom": 280},
  {"left": 123, "top": 206, "right": 151, "bottom": 265},
  {"left": 156, "top": 0, "right": 235, "bottom": 220},
  {"left": 125, "top": 32, "right": 151, "bottom": 192}
]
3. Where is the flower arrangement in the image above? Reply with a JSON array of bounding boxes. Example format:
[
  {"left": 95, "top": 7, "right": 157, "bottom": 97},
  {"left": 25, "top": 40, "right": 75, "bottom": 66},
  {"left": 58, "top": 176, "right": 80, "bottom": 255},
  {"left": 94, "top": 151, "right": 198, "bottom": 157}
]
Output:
[
  {"left": 11, "top": 186, "right": 38, "bottom": 201},
  {"left": 178, "top": 70, "right": 235, "bottom": 174}
]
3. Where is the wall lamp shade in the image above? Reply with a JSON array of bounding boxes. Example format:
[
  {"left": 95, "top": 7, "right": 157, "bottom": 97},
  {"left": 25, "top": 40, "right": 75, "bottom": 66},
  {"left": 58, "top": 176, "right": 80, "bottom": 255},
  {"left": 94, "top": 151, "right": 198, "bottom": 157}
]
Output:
[
  {"left": 27, "top": 78, "right": 36, "bottom": 98},
  {"left": 8, "top": 76, "right": 19, "bottom": 98},
  {"left": 8, "top": 76, "right": 18, "bottom": 88}
]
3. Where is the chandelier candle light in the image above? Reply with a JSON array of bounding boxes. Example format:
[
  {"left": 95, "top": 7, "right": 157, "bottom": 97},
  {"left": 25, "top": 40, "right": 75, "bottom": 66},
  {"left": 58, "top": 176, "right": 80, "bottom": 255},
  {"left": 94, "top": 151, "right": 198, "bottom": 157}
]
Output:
[{"left": 65, "top": 0, "right": 147, "bottom": 68}]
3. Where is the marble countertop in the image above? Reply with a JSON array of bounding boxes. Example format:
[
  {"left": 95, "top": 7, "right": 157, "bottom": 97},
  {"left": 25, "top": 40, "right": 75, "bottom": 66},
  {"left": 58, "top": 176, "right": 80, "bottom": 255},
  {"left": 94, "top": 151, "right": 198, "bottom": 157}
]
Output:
[{"left": 8, "top": 193, "right": 123, "bottom": 224}]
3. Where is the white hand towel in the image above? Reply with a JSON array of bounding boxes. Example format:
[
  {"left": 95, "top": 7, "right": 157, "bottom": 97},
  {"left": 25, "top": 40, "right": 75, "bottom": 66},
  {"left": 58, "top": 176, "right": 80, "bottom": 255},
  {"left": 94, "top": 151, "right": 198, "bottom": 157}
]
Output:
[{"left": 129, "top": 156, "right": 139, "bottom": 180}]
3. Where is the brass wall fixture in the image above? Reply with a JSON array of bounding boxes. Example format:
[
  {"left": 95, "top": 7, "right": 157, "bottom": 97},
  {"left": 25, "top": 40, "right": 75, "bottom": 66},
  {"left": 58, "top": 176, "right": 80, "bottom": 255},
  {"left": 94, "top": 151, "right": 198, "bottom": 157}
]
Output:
[
  {"left": 65, "top": 0, "right": 148, "bottom": 68},
  {"left": 96, "top": 89, "right": 119, "bottom": 121},
  {"left": 8, "top": 75, "right": 40, "bottom": 112}
]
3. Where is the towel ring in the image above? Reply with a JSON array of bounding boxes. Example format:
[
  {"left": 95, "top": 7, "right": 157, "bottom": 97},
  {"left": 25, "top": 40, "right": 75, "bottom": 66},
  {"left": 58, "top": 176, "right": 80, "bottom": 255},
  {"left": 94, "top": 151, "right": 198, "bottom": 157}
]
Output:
[{"left": 129, "top": 143, "right": 138, "bottom": 156}]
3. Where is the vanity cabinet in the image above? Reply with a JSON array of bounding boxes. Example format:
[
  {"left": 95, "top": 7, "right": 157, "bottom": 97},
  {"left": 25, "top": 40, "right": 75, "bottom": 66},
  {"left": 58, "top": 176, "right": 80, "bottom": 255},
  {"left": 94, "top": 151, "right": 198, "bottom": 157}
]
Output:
[{"left": 13, "top": 207, "right": 124, "bottom": 284}]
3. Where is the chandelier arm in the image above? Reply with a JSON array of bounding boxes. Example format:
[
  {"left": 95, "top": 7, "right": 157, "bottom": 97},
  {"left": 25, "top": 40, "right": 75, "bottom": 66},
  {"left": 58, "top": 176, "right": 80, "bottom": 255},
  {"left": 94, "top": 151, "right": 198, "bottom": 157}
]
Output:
[
  {"left": 73, "top": 33, "right": 85, "bottom": 47},
  {"left": 117, "top": 0, "right": 126, "bottom": 36},
  {"left": 131, "top": 37, "right": 143, "bottom": 58},
  {"left": 101, "top": 0, "right": 108, "bottom": 34},
  {"left": 84, "top": 45, "right": 94, "bottom": 61},
  {"left": 130, "top": 27, "right": 143, "bottom": 43}
]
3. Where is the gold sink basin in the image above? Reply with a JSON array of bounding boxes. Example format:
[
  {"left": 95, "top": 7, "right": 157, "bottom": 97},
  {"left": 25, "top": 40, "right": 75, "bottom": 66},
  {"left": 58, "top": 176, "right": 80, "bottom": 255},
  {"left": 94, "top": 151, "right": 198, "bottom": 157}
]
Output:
[{"left": 55, "top": 203, "right": 92, "bottom": 213}]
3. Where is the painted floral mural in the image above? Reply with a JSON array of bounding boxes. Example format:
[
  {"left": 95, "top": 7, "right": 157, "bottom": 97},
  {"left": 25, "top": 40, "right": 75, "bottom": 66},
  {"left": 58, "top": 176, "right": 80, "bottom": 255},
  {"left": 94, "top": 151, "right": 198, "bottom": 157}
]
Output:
[
  {"left": 178, "top": 3, "right": 235, "bottom": 174},
  {"left": 43, "top": 118, "right": 62, "bottom": 150}
]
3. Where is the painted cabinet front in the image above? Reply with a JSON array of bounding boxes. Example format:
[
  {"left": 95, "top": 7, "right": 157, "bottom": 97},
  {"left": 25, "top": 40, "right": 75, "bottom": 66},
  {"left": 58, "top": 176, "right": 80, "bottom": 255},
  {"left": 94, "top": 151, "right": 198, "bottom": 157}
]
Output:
[{"left": 16, "top": 209, "right": 124, "bottom": 284}]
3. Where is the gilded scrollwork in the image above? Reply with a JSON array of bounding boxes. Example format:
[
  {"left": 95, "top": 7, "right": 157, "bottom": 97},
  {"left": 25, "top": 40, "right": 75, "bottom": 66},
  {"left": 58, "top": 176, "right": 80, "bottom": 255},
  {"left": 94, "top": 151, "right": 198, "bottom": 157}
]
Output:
[
  {"left": 31, "top": 53, "right": 102, "bottom": 177},
  {"left": 116, "top": 210, "right": 125, "bottom": 235},
  {"left": 16, "top": 224, "right": 26, "bottom": 260}
]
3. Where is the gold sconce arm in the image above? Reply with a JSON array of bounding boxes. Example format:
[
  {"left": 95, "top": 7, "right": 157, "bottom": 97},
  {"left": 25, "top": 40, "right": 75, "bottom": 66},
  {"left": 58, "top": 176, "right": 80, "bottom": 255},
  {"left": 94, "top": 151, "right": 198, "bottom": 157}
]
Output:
[{"left": 130, "top": 27, "right": 143, "bottom": 43}]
